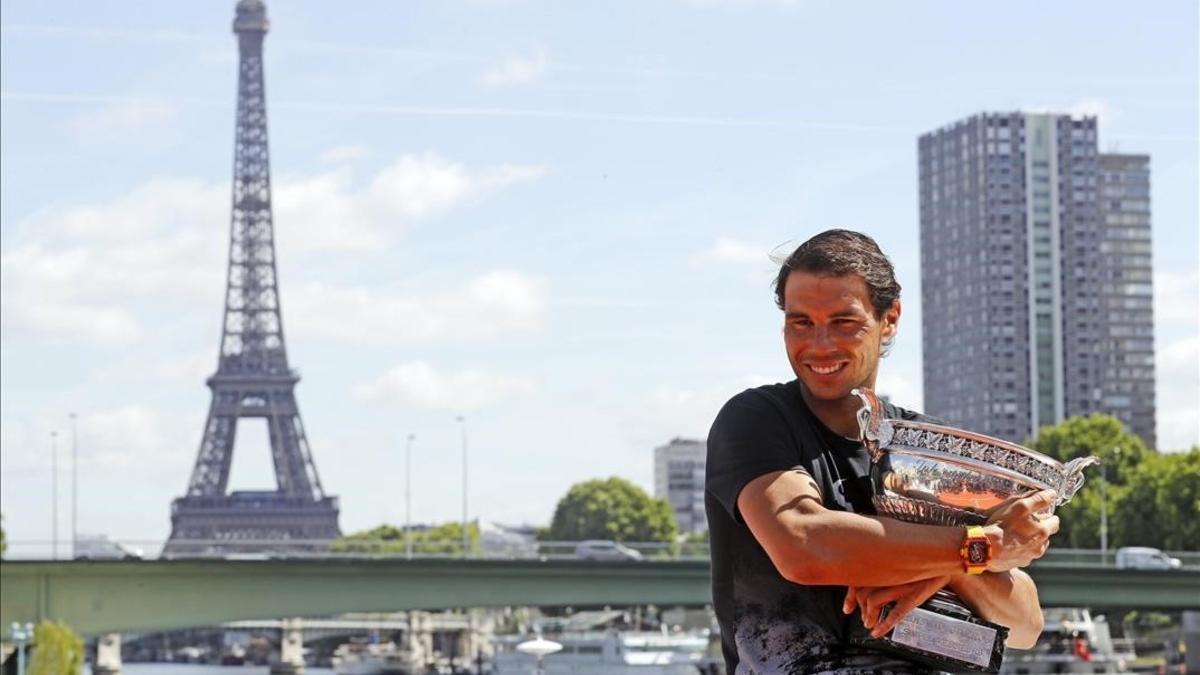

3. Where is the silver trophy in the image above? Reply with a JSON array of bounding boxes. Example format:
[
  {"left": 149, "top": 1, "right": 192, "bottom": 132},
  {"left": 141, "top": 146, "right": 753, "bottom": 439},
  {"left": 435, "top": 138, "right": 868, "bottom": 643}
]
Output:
[{"left": 851, "top": 388, "right": 1097, "bottom": 673}]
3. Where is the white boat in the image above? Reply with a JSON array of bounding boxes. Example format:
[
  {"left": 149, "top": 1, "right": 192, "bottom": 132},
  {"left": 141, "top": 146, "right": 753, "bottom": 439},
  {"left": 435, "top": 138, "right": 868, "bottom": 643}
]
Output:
[
  {"left": 332, "top": 640, "right": 416, "bottom": 675},
  {"left": 1000, "top": 608, "right": 1130, "bottom": 674},
  {"left": 493, "top": 629, "right": 716, "bottom": 675}
]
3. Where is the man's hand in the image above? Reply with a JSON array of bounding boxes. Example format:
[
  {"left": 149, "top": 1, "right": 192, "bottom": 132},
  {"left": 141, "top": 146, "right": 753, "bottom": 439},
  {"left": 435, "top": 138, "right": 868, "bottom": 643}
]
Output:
[
  {"left": 984, "top": 489, "right": 1060, "bottom": 572},
  {"left": 843, "top": 576, "right": 951, "bottom": 638}
]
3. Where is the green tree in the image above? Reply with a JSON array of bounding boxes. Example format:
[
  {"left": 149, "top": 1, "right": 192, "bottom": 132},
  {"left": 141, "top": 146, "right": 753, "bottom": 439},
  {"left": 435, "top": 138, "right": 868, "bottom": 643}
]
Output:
[
  {"left": 331, "top": 521, "right": 480, "bottom": 555},
  {"left": 1111, "top": 449, "right": 1200, "bottom": 550},
  {"left": 545, "top": 477, "right": 677, "bottom": 543},
  {"left": 29, "top": 621, "right": 85, "bottom": 675},
  {"left": 1029, "top": 414, "right": 1149, "bottom": 483},
  {"left": 1028, "top": 414, "right": 1150, "bottom": 548}
]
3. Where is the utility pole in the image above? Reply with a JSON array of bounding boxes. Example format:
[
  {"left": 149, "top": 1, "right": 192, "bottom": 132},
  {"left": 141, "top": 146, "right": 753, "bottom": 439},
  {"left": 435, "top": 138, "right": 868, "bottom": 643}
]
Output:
[
  {"left": 457, "top": 416, "right": 469, "bottom": 558},
  {"left": 51, "top": 431, "right": 58, "bottom": 560},
  {"left": 70, "top": 412, "right": 78, "bottom": 559},
  {"left": 406, "top": 433, "right": 415, "bottom": 560}
]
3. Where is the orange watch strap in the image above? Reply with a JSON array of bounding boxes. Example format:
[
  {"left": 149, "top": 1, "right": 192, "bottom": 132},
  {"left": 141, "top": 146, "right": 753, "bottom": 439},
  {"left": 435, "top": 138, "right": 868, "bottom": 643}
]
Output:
[{"left": 962, "top": 525, "right": 989, "bottom": 574}]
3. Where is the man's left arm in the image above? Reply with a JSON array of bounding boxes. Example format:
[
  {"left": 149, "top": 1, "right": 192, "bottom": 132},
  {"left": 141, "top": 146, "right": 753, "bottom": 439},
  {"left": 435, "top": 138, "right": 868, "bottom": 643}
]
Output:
[
  {"left": 947, "top": 569, "right": 1042, "bottom": 648},
  {"left": 846, "top": 569, "right": 1043, "bottom": 649}
]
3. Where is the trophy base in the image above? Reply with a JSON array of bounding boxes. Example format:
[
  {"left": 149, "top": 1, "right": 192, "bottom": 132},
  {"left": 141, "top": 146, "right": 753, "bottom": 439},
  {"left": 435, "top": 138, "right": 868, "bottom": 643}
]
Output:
[{"left": 861, "top": 591, "right": 1008, "bottom": 674}]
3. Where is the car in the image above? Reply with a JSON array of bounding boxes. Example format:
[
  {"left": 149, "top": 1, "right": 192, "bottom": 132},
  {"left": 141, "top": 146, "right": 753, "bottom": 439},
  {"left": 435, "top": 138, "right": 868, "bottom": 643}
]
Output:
[
  {"left": 574, "top": 540, "right": 643, "bottom": 561},
  {"left": 75, "top": 534, "right": 143, "bottom": 560},
  {"left": 1114, "top": 546, "right": 1181, "bottom": 570}
]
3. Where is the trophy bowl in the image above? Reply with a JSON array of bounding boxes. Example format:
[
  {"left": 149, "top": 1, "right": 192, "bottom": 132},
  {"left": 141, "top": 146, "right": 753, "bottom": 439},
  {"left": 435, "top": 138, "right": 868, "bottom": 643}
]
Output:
[
  {"left": 852, "top": 388, "right": 1098, "bottom": 526},
  {"left": 850, "top": 387, "right": 1098, "bottom": 673}
]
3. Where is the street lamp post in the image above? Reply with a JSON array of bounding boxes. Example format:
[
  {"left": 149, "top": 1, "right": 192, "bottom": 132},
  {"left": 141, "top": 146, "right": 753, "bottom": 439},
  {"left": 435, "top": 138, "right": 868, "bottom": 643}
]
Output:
[
  {"left": 457, "top": 416, "right": 468, "bottom": 558},
  {"left": 1099, "top": 460, "right": 1107, "bottom": 565},
  {"left": 51, "top": 430, "right": 58, "bottom": 560},
  {"left": 70, "top": 412, "right": 78, "bottom": 560},
  {"left": 1100, "top": 445, "right": 1120, "bottom": 566},
  {"left": 406, "top": 433, "right": 415, "bottom": 560},
  {"left": 11, "top": 621, "right": 34, "bottom": 675}
]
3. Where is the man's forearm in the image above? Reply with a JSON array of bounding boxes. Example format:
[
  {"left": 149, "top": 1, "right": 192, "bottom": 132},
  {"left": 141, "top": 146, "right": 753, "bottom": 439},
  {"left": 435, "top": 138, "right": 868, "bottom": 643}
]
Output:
[
  {"left": 777, "top": 509, "right": 965, "bottom": 587},
  {"left": 947, "top": 570, "right": 1042, "bottom": 648}
]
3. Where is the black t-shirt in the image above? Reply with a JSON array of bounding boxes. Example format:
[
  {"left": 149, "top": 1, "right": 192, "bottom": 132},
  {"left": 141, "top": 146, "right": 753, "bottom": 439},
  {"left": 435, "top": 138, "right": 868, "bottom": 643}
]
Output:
[{"left": 705, "top": 380, "right": 937, "bottom": 675}]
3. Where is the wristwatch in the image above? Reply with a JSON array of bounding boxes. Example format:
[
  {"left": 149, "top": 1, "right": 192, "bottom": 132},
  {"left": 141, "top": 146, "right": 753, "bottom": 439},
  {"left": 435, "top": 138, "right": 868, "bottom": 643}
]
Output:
[{"left": 961, "top": 526, "right": 990, "bottom": 574}]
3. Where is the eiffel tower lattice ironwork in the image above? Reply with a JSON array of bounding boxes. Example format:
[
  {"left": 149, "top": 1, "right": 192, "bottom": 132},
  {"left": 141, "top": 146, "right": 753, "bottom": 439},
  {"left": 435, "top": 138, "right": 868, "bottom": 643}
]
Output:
[{"left": 166, "top": 0, "right": 340, "bottom": 556}]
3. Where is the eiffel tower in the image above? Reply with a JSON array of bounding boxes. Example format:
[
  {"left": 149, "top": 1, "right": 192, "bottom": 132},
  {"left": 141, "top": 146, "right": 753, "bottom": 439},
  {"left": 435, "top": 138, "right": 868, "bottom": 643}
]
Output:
[{"left": 165, "top": 0, "right": 340, "bottom": 556}]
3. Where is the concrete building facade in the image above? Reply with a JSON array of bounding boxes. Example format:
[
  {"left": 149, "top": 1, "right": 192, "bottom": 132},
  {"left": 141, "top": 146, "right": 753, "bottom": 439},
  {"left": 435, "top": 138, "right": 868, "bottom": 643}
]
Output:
[
  {"left": 918, "top": 112, "right": 1155, "bottom": 446},
  {"left": 653, "top": 438, "right": 707, "bottom": 534}
]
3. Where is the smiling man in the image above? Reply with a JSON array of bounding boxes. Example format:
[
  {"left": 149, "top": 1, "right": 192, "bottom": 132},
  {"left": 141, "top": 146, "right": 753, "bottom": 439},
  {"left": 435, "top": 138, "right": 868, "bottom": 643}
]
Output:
[{"left": 705, "top": 230, "right": 1057, "bottom": 674}]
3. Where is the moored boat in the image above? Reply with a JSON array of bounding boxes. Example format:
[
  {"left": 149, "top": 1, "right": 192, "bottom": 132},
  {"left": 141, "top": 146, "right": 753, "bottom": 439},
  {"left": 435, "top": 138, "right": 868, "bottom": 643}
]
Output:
[
  {"left": 493, "top": 629, "right": 717, "bottom": 675},
  {"left": 332, "top": 639, "right": 416, "bottom": 675}
]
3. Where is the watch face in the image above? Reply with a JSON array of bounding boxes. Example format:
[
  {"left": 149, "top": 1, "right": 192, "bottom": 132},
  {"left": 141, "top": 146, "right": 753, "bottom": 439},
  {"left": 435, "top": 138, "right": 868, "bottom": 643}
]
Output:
[{"left": 967, "top": 540, "right": 989, "bottom": 565}]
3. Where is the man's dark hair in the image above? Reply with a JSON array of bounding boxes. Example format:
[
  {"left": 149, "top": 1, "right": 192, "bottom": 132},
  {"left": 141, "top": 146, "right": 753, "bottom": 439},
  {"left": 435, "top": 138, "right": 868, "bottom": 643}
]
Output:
[{"left": 772, "top": 229, "right": 901, "bottom": 317}]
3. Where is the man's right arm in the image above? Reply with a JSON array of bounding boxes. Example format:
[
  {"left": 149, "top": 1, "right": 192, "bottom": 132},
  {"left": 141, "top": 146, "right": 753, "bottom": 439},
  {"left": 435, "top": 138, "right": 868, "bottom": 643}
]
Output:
[{"left": 737, "top": 469, "right": 1059, "bottom": 588}]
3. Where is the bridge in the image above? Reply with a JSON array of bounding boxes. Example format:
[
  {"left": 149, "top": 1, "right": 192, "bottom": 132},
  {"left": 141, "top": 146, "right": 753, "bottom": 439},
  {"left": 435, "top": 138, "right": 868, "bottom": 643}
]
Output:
[{"left": 3, "top": 558, "right": 1197, "bottom": 637}]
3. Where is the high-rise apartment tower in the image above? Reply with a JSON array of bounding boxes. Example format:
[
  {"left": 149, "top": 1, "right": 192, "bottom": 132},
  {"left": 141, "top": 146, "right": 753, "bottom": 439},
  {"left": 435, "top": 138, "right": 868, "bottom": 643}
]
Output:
[
  {"left": 918, "top": 112, "right": 1155, "bottom": 447},
  {"left": 654, "top": 438, "right": 707, "bottom": 534}
]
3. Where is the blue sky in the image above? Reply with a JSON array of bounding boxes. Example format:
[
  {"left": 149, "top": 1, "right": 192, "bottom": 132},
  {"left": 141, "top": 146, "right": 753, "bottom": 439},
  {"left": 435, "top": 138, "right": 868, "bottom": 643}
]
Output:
[{"left": 1, "top": 1, "right": 1196, "bottom": 552}]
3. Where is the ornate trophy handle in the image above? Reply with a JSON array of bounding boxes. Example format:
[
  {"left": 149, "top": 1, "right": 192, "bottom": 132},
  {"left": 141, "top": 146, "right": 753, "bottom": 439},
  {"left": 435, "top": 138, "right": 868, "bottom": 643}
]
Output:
[
  {"left": 851, "top": 387, "right": 893, "bottom": 462},
  {"left": 1056, "top": 455, "right": 1101, "bottom": 505}
]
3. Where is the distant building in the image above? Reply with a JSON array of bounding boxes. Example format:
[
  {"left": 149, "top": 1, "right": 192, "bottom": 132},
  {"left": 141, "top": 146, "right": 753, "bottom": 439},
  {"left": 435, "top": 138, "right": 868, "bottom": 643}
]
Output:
[
  {"left": 654, "top": 438, "right": 707, "bottom": 534},
  {"left": 918, "top": 112, "right": 1156, "bottom": 446},
  {"left": 1096, "top": 154, "right": 1156, "bottom": 445}
]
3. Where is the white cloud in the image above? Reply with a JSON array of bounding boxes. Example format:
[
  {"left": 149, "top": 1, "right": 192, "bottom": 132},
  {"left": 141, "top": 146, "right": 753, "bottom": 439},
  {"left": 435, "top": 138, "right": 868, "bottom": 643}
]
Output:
[
  {"left": 1, "top": 178, "right": 227, "bottom": 343},
  {"left": 619, "top": 376, "right": 770, "bottom": 446},
  {"left": 287, "top": 270, "right": 547, "bottom": 344},
  {"left": 1151, "top": 268, "right": 1198, "bottom": 450},
  {"left": 148, "top": 350, "right": 217, "bottom": 382},
  {"left": 1156, "top": 336, "right": 1200, "bottom": 451},
  {"left": 481, "top": 47, "right": 550, "bottom": 88},
  {"left": 1067, "top": 98, "right": 1112, "bottom": 122},
  {"left": 1, "top": 155, "right": 546, "bottom": 343},
  {"left": 1154, "top": 269, "right": 1199, "bottom": 325},
  {"left": 1023, "top": 98, "right": 1117, "bottom": 126},
  {"left": 697, "top": 237, "right": 771, "bottom": 264},
  {"left": 90, "top": 348, "right": 217, "bottom": 384},
  {"left": 69, "top": 98, "right": 176, "bottom": 134},
  {"left": 0, "top": 405, "right": 193, "bottom": 470},
  {"left": 319, "top": 145, "right": 370, "bottom": 163},
  {"left": 274, "top": 154, "right": 546, "bottom": 253},
  {"left": 365, "top": 155, "right": 545, "bottom": 220},
  {"left": 353, "top": 361, "right": 536, "bottom": 410},
  {"left": 271, "top": 167, "right": 383, "bottom": 251},
  {"left": 82, "top": 406, "right": 193, "bottom": 468},
  {"left": 1, "top": 296, "right": 143, "bottom": 343}
]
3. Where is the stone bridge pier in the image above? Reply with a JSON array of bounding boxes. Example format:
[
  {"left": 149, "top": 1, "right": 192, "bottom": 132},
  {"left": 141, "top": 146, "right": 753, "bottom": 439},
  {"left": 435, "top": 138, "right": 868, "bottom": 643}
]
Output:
[
  {"left": 93, "top": 633, "right": 121, "bottom": 675},
  {"left": 269, "top": 617, "right": 305, "bottom": 674}
]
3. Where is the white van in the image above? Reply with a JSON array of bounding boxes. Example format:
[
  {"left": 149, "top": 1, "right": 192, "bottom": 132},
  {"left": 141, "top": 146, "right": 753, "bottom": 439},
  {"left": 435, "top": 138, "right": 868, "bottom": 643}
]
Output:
[
  {"left": 574, "top": 540, "right": 643, "bottom": 561},
  {"left": 75, "top": 534, "right": 143, "bottom": 560},
  {"left": 1115, "top": 546, "right": 1182, "bottom": 570}
]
